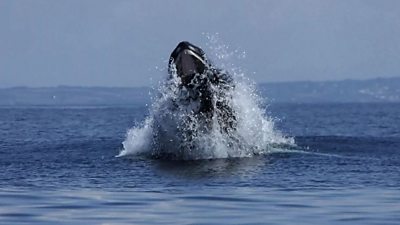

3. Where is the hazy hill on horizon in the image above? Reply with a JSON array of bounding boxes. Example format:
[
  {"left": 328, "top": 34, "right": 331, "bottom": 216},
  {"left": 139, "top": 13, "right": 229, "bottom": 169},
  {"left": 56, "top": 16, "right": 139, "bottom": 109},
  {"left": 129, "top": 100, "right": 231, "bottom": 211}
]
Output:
[
  {"left": 259, "top": 77, "right": 400, "bottom": 103},
  {"left": 1, "top": 77, "right": 399, "bottom": 106}
]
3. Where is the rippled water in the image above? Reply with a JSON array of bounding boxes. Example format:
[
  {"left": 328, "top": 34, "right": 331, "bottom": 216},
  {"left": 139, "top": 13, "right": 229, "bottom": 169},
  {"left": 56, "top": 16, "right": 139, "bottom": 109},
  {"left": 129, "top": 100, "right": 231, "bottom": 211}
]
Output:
[{"left": 1, "top": 103, "right": 400, "bottom": 224}]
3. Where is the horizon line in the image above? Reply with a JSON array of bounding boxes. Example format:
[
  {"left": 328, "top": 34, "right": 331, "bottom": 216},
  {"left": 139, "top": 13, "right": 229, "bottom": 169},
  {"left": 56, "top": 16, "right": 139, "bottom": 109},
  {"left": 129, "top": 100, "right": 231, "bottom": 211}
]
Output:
[{"left": 1, "top": 76, "right": 399, "bottom": 89}]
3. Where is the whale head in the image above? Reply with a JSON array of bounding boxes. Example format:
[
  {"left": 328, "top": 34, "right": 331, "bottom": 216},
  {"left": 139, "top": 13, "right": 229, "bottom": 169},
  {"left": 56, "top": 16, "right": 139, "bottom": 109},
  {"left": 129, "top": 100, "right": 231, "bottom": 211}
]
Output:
[{"left": 169, "top": 41, "right": 208, "bottom": 86}]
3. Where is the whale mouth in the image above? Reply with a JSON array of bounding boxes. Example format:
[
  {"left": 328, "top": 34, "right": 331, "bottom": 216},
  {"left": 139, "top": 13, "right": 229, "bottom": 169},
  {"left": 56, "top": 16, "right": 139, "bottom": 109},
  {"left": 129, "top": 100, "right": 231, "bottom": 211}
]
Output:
[{"left": 170, "top": 42, "right": 208, "bottom": 85}]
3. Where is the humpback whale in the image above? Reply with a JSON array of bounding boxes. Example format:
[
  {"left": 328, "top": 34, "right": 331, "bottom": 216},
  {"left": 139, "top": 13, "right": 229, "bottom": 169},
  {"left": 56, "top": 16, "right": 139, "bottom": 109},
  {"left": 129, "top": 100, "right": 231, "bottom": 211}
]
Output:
[
  {"left": 168, "top": 41, "right": 237, "bottom": 133},
  {"left": 119, "top": 41, "right": 293, "bottom": 159}
]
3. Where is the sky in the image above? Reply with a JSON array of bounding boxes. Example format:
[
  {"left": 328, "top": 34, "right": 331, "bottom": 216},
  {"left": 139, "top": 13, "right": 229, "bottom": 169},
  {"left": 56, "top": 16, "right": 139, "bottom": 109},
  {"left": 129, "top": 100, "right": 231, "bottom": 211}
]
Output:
[{"left": 1, "top": 0, "right": 400, "bottom": 87}]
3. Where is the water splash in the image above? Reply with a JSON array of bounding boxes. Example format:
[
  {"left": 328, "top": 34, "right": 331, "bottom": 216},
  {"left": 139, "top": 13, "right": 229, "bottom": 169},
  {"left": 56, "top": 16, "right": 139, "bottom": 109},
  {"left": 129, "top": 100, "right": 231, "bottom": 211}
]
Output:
[{"left": 118, "top": 36, "right": 294, "bottom": 160}]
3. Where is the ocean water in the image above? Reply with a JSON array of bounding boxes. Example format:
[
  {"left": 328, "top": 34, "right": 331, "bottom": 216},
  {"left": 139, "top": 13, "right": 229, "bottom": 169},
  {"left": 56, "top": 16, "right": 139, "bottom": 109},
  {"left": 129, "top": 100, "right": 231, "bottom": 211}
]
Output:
[{"left": 0, "top": 103, "right": 399, "bottom": 224}]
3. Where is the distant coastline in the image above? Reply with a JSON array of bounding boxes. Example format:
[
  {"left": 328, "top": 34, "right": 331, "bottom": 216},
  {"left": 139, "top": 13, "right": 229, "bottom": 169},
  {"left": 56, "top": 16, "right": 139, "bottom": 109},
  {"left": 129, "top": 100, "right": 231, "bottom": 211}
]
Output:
[{"left": 1, "top": 77, "right": 399, "bottom": 106}]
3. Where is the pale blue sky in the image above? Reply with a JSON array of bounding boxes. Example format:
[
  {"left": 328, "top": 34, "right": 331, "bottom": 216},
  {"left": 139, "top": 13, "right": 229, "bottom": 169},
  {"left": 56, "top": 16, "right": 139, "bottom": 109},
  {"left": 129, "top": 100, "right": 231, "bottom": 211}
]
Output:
[{"left": 1, "top": 0, "right": 399, "bottom": 87}]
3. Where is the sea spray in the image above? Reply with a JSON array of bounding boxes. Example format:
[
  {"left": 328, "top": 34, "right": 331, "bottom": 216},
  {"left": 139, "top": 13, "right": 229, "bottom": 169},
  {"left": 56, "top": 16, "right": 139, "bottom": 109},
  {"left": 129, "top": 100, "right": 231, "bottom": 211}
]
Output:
[{"left": 119, "top": 36, "right": 294, "bottom": 159}]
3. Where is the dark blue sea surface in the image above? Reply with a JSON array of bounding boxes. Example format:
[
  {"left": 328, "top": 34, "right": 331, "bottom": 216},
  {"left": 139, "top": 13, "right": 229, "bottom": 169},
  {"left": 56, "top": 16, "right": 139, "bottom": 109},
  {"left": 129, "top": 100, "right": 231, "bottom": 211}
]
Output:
[{"left": 1, "top": 103, "right": 399, "bottom": 224}]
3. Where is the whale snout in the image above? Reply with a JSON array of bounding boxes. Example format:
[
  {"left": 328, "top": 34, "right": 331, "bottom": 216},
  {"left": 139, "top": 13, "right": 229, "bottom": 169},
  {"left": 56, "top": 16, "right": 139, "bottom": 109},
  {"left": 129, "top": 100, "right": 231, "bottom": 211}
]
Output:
[{"left": 169, "top": 41, "right": 208, "bottom": 85}]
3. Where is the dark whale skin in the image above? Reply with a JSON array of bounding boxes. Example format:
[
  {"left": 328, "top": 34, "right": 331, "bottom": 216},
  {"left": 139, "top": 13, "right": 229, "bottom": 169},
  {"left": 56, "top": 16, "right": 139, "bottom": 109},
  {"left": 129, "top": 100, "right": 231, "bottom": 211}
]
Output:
[{"left": 168, "top": 41, "right": 237, "bottom": 133}]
